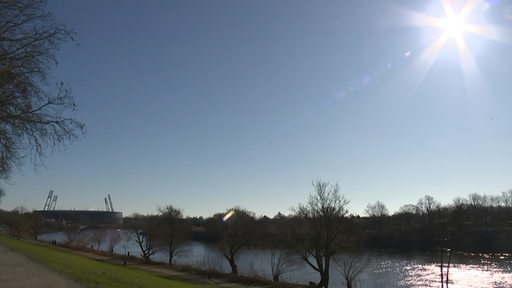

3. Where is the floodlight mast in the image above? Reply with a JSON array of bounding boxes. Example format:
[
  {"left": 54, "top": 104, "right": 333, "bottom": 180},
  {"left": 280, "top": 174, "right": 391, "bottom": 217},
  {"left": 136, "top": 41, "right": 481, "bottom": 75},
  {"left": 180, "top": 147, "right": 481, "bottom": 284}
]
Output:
[
  {"left": 108, "top": 194, "right": 114, "bottom": 212},
  {"left": 51, "top": 195, "right": 58, "bottom": 210},
  {"left": 43, "top": 190, "right": 53, "bottom": 210}
]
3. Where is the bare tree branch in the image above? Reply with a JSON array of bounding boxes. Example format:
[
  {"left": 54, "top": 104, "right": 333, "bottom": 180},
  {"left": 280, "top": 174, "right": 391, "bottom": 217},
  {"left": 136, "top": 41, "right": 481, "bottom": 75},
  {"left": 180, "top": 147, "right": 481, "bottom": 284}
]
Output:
[
  {"left": 293, "top": 180, "right": 350, "bottom": 288},
  {"left": 0, "top": 0, "right": 84, "bottom": 184}
]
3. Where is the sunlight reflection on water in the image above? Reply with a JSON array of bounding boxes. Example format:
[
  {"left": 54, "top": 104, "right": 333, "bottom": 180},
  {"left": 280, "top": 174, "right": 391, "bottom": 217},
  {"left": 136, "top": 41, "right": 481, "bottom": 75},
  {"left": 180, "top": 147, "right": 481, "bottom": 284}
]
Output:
[{"left": 40, "top": 231, "right": 512, "bottom": 288}]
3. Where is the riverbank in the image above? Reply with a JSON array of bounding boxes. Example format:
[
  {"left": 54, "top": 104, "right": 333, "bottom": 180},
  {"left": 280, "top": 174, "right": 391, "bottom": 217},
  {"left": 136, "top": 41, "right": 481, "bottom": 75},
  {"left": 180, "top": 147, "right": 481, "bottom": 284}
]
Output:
[{"left": 0, "top": 234, "right": 304, "bottom": 288}]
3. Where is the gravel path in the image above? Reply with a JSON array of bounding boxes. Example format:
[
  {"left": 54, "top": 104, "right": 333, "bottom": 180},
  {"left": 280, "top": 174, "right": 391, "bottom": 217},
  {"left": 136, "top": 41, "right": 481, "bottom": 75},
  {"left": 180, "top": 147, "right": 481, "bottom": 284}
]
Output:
[{"left": 0, "top": 242, "right": 84, "bottom": 288}]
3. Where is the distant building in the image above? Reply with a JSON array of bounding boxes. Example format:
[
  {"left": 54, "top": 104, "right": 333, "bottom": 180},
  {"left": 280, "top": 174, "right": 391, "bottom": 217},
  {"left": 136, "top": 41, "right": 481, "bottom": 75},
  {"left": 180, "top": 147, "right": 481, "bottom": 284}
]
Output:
[{"left": 34, "top": 191, "right": 123, "bottom": 225}]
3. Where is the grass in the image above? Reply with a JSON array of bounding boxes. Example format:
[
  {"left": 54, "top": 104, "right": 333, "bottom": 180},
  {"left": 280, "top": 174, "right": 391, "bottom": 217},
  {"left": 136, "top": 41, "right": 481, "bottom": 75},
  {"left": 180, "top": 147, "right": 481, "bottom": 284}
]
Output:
[{"left": 0, "top": 235, "right": 214, "bottom": 288}]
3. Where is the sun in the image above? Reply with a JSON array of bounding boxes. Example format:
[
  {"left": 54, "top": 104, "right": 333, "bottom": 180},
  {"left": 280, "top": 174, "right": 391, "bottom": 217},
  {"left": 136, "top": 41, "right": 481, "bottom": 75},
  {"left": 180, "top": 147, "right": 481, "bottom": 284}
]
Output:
[
  {"left": 442, "top": 13, "right": 466, "bottom": 37},
  {"left": 401, "top": 0, "right": 504, "bottom": 92},
  {"left": 438, "top": 0, "right": 472, "bottom": 39}
]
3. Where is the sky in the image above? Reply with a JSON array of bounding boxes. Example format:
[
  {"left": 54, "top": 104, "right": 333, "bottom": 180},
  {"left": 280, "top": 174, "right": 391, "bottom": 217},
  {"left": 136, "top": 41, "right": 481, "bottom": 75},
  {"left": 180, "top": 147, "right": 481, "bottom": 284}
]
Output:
[{"left": 2, "top": 0, "right": 512, "bottom": 218}]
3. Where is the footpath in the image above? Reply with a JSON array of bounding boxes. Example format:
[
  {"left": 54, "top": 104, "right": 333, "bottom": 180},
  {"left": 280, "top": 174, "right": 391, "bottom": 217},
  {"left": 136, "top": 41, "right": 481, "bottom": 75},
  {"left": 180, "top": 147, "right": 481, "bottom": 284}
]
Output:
[
  {"left": 0, "top": 238, "right": 273, "bottom": 288},
  {"left": 0, "top": 242, "right": 84, "bottom": 288}
]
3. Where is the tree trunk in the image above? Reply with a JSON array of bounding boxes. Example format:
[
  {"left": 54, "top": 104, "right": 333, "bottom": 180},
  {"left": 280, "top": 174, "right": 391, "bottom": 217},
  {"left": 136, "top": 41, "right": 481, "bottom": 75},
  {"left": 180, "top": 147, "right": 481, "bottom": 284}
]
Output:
[
  {"left": 228, "top": 257, "right": 238, "bottom": 275},
  {"left": 345, "top": 276, "right": 353, "bottom": 288},
  {"left": 318, "top": 270, "right": 329, "bottom": 288}
]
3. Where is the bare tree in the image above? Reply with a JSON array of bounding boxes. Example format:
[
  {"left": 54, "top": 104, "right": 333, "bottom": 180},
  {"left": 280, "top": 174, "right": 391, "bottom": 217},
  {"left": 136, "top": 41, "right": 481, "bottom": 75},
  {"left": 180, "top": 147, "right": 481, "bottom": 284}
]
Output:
[
  {"left": 502, "top": 189, "right": 512, "bottom": 207},
  {"left": 208, "top": 207, "right": 258, "bottom": 275},
  {"left": 488, "top": 195, "right": 503, "bottom": 207},
  {"left": 157, "top": 204, "right": 187, "bottom": 266},
  {"left": 64, "top": 225, "right": 86, "bottom": 247},
  {"left": 133, "top": 229, "right": 156, "bottom": 263},
  {"left": 364, "top": 201, "right": 389, "bottom": 217},
  {"left": 132, "top": 215, "right": 159, "bottom": 263},
  {"left": 294, "top": 180, "right": 350, "bottom": 288},
  {"left": 270, "top": 248, "right": 295, "bottom": 282},
  {"left": 468, "top": 193, "right": 488, "bottom": 207},
  {"left": 106, "top": 229, "right": 122, "bottom": 253},
  {"left": 0, "top": 0, "right": 85, "bottom": 184},
  {"left": 335, "top": 255, "right": 369, "bottom": 288},
  {"left": 397, "top": 204, "right": 418, "bottom": 214},
  {"left": 451, "top": 196, "right": 467, "bottom": 208},
  {"left": 416, "top": 195, "right": 440, "bottom": 215},
  {"left": 89, "top": 228, "right": 107, "bottom": 251}
]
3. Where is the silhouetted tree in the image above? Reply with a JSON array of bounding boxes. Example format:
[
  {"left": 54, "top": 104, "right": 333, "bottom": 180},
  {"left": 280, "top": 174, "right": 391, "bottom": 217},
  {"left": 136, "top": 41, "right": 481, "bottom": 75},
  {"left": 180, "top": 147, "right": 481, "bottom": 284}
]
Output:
[
  {"left": 158, "top": 204, "right": 187, "bottom": 266},
  {"left": 336, "top": 255, "right": 369, "bottom": 288},
  {"left": 502, "top": 190, "right": 512, "bottom": 207},
  {"left": 468, "top": 193, "right": 488, "bottom": 207},
  {"left": 106, "top": 229, "right": 121, "bottom": 253},
  {"left": 398, "top": 204, "right": 418, "bottom": 214},
  {"left": 64, "top": 224, "right": 86, "bottom": 247},
  {"left": 132, "top": 215, "right": 159, "bottom": 263},
  {"left": 294, "top": 180, "right": 350, "bottom": 288},
  {"left": 0, "top": 0, "right": 84, "bottom": 187},
  {"left": 89, "top": 228, "right": 107, "bottom": 251},
  {"left": 209, "top": 207, "right": 258, "bottom": 275},
  {"left": 489, "top": 195, "right": 503, "bottom": 206},
  {"left": 364, "top": 201, "right": 389, "bottom": 217},
  {"left": 270, "top": 248, "right": 295, "bottom": 282},
  {"left": 416, "top": 195, "right": 440, "bottom": 216},
  {"left": 452, "top": 196, "right": 467, "bottom": 208}
]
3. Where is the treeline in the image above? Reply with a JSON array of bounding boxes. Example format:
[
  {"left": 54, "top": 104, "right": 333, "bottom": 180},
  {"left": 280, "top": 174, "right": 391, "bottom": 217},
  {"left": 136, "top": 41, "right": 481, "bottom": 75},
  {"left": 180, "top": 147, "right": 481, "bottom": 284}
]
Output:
[
  {"left": 361, "top": 192, "right": 512, "bottom": 253},
  {"left": 118, "top": 187, "right": 512, "bottom": 288},
  {"left": 125, "top": 191, "right": 512, "bottom": 252},
  {"left": 1, "top": 185, "right": 512, "bottom": 288}
]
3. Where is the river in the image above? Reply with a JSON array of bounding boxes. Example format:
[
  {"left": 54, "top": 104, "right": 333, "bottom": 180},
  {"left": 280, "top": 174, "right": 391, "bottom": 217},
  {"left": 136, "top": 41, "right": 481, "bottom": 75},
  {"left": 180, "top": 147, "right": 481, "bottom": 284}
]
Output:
[{"left": 39, "top": 231, "right": 512, "bottom": 287}]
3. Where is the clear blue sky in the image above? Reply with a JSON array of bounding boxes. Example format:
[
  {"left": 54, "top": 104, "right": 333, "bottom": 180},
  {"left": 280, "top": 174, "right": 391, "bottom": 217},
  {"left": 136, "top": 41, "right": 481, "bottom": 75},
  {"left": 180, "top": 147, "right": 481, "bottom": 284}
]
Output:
[{"left": 3, "top": 0, "right": 512, "bottom": 217}]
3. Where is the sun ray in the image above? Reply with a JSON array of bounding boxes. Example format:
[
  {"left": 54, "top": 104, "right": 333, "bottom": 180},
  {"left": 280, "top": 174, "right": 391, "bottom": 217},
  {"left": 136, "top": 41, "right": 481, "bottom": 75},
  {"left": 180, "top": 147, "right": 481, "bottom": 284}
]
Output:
[
  {"left": 464, "top": 23, "right": 502, "bottom": 42},
  {"left": 400, "top": 0, "right": 510, "bottom": 93},
  {"left": 454, "top": 31, "right": 488, "bottom": 100},
  {"left": 455, "top": 33, "right": 475, "bottom": 77},
  {"left": 407, "top": 32, "right": 450, "bottom": 90},
  {"left": 458, "top": 0, "right": 480, "bottom": 20},
  {"left": 440, "top": 0, "right": 456, "bottom": 20},
  {"left": 411, "top": 11, "right": 446, "bottom": 28}
]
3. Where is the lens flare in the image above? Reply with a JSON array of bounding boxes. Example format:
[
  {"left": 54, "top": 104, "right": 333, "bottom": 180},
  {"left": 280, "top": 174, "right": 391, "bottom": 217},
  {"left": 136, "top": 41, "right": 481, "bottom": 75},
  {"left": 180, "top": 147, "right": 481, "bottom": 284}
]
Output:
[{"left": 222, "top": 209, "right": 235, "bottom": 221}]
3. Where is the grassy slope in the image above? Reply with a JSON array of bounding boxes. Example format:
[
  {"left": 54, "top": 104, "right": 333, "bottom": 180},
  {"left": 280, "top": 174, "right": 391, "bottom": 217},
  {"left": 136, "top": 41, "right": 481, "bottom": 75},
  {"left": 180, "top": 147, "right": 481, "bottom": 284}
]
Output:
[{"left": 0, "top": 235, "right": 212, "bottom": 288}]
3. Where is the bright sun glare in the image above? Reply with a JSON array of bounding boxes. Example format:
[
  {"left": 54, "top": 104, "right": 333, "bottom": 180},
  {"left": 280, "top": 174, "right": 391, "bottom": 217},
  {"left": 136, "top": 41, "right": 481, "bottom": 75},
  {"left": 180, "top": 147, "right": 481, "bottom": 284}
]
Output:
[
  {"left": 443, "top": 14, "right": 466, "bottom": 37},
  {"left": 404, "top": 0, "right": 505, "bottom": 92},
  {"left": 438, "top": 0, "right": 472, "bottom": 39}
]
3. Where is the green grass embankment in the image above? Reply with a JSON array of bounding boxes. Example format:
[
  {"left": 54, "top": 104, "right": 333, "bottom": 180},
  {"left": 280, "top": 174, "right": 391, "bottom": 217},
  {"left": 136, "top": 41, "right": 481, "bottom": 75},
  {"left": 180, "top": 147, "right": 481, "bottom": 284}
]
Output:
[{"left": 0, "top": 235, "right": 213, "bottom": 288}]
